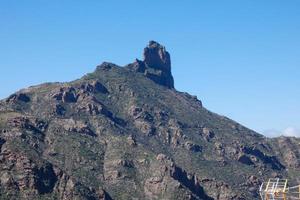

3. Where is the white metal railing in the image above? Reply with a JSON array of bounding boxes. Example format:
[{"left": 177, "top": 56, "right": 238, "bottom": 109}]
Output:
[{"left": 259, "top": 178, "right": 300, "bottom": 200}]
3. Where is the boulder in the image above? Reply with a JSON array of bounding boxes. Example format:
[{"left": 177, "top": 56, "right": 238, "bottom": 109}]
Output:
[
  {"left": 202, "top": 127, "right": 215, "bottom": 141},
  {"left": 127, "top": 135, "right": 137, "bottom": 146}
]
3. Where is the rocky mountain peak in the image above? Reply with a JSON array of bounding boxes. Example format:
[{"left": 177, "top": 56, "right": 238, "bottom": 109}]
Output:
[
  {"left": 126, "top": 41, "right": 175, "bottom": 89},
  {"left": 0, "top": 41, "right": 299, "bottom": 200},
  {"left": 143, "top": 40, "right": 171, "bottom": 71}
]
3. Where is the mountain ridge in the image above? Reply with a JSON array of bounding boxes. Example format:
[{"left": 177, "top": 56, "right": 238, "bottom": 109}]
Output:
[{"left": 0, "top": 41, "right": 299, "bottom": 200}]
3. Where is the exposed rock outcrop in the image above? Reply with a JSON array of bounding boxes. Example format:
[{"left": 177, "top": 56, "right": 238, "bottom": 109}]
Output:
[
  {"left": 145, "top": 153, "right": 213, "bottom": 200},
  {"left": 80, "top": 81, "right": 108, "bottom": 94},
  {"left": 52, "top": 87, "right": 78, "bottom": 103},
  {"left": 0, "top": 41, "right": 298, "bottom": 200},
  {"left": 6, "top": 93, "right": 31, "bottom": 103},
  {"left": 59, "top": 119, "right": 96, "bottom": 137},
  {"left": 273, "top": 137, "right": 300, "bottom": 168},
  {"left": 128, "top": 41, "right": 174, "bottom": 89}
]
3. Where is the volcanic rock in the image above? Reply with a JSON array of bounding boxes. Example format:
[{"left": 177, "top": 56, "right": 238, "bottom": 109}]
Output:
[{"left": 0, "top": 41, "right": 298, "bottom": 200}]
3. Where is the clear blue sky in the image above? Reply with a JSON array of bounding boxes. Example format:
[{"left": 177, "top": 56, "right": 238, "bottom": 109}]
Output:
[{"left": 0, "top": 1, "right": 299, "bottom": 137}]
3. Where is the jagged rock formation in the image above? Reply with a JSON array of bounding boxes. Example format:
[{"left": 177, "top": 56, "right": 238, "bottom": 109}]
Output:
[
  {"left": 0, "top": 41, "right": 299, "bottom": 200},
  {"left": 127, "top": 41, "right": 174, "bottom": 88}
]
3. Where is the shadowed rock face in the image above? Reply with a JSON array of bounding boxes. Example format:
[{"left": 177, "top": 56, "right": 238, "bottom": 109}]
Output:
[
  {"left": 34, "top": 164, "right": 57, "bottom": 194},
  {"left": 144, "top": 41, "right": 171, "bottom": 71},
  {"left": 0, "top": 41, "right": 298, "bottom": 200},
  {"left": 128, "top": 41, "right": 174, "bottom": 88}
]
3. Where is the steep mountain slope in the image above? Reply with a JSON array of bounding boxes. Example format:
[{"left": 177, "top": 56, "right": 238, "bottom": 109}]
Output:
[{"left": 0, "top": 41, "right": 299, "bottom": 200}]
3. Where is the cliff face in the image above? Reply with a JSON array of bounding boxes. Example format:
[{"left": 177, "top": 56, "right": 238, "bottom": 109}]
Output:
[
  {"left": 127, "top": 41, "right": 174, "bottom": 89},
  {"left": 0, "top": 41, "right": 299, "bottom": 200}
]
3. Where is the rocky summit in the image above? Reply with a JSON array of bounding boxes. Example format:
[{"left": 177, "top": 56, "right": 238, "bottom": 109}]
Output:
[{"left": 0, "top": 41, "right": 299, "bottom": 200}]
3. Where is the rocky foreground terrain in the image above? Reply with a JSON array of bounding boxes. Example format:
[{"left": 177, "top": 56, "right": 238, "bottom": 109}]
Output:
[{"left": 0, "top": 41, "right": 299, "bottom": 200}]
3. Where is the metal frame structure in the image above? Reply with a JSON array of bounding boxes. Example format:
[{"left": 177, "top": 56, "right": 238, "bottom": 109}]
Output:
[{"left": 260, "top": 178, "right": 300, "bottom": 200}]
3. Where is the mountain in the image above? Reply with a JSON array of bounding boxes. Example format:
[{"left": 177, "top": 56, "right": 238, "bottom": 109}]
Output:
[{"left": 0, "top": 41, "right": 299, "bottom": 200}]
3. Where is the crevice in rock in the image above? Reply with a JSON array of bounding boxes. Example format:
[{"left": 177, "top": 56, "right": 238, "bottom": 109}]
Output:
[
  {"left": 55, "top": 104, "right": 66, "bottom": 116},
  {"left": 238, "top": 154, "right": 254, "bottom": 165},
  {"left": 34, "top": 163, "right": 58, "bottom": 194},
  {"left": 170, "top": 166, "right": 213, "bottom": 200},
  {"left": 0, "top": 138, "right": 6, "bottom": 152},
  {"left": 243, "top": 147, "right": 285, "bottom": 170}
]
